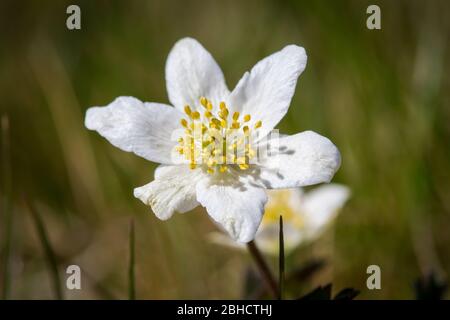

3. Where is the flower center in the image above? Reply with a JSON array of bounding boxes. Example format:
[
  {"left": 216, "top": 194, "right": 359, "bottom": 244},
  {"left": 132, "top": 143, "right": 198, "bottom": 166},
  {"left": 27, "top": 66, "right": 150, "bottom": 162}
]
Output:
[
  {"left": 262, "top": 191, "right": 304, "bottom": 229},
  {"left": 176, "top": 97, "right": 262, "bottom": 174}
]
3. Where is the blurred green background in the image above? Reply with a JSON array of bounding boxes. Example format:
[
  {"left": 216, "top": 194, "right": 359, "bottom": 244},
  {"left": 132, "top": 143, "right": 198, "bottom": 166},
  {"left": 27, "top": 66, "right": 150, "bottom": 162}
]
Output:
[{"left": 1, "top": 0, "right": 449, "bottom": 299}]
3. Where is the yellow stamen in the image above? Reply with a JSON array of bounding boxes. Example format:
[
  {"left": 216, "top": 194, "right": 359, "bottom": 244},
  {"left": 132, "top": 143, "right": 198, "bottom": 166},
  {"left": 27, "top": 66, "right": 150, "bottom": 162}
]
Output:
[
  {"left": 200, "top": 96, "right": 207, "bottom": 107},
  {"left": 239, "top": 164, "right": 249, "bottom": 170},
  {"left": 192, "top": 111, "right": 200, "bottom": 120},
  {"left": 178, "top": 96, "right": 262, "bottom": 172}
]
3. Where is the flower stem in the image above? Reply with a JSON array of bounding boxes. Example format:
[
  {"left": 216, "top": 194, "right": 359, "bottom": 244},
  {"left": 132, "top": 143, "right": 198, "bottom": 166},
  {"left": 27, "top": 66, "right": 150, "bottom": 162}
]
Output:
[
  {"left": 247, "top": 240, "right": 278, "bottom": 298},
  {"left": 278, "top": 215, "right": 285, "bottom": 300}
]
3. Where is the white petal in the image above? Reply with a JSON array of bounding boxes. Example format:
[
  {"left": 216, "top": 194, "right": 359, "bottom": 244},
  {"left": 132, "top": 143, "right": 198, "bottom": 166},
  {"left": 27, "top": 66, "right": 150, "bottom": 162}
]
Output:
[
  {"left": 255, "top": 189, "right": 305, "bottom": 254},
  {"left": 301, "top": 184, "right": 350, "bottom": 232},
  {"left": 165, "top": 38, "right": 229, "bottom": 112},
  {"left": 255, "top": 131, "right": 341, "bottom": 188},
  {"left": 227, "top": 45, "right": 307, "bottom": 138},
  {"left": 85, "top": 96, "right": 183, "bottom": 164},
  {"left": 196, "top": 175, "right": 268, "bottom": 243},
  {"left": 133, "top": 165, "right": 202, "bottom": 220},
  {"left": 256, "top": 223, "right": 303, "bottom": 255}
]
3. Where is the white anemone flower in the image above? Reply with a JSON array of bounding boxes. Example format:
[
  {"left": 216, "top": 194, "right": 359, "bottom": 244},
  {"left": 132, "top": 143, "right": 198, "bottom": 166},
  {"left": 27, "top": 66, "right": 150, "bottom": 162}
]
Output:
[
  {"left": 210, "top": 184, "right": 350, "bottom": 254},
  {"left": 85, "top": 37, "right": 341, "bottom": 243}
]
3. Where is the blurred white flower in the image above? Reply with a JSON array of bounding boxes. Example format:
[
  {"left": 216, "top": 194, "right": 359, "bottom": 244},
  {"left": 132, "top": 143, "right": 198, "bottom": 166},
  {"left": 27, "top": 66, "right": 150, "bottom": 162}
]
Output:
[
  {"left": 85, "top": 37, "right": 341, "bottom": 243},
  {"left": 210, "top": 184, "right": 350, "bottom": 254}
]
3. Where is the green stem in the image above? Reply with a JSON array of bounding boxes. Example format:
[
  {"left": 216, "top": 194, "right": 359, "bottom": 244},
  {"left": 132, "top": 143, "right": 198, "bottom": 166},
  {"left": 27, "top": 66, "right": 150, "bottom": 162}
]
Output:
[
  {"left": 26, "top": 199, "right": 64, "bottom": 300},
  {"left": 278, "top": 215, "right": 285, "bottom": 300},
  {"left": 247, "top": 240, "right": 278, "bottom": 298}
]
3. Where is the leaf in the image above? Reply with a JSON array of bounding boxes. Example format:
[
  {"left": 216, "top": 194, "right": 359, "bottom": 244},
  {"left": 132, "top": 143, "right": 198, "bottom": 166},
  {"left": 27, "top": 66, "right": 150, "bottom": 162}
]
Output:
[
  {"left": 286, "top": 259, "right": 327, "bottom": 283},
  {"left": 298, "top": 284, "right": 360, "bottom": 300},
  {"left": 298, "top": 283, "right": 332, "bottom": 300},
  {"left": 334, "top": 288, "right": 360, "bottom": 300}
]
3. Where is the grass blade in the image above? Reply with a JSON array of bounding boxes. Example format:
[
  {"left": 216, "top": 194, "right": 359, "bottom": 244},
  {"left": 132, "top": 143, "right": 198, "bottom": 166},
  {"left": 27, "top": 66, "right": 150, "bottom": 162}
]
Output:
[
  {"left": 278, "top": 215, "right": 285, "bottom": 300},
  {"left": 128, "top": 219, "right": 136, "bottom": 300},
  {"left": 26, "top": 199, "right": 64, "bottom": 300},
  {"left": 1, "top": 115, "right": 13, "bottom": 299}
]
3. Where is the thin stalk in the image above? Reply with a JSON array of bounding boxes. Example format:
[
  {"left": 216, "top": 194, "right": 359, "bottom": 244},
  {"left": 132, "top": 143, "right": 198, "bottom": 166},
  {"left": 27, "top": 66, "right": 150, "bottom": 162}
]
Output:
[
  {"left": 278, "top": 215, "right": 285, "bottom": 300},
  {"left": 247, "top": 240, "right": 278, "bottom": 298},
  {"left": 26, "top": 199, "right": 64, "bottom": 300},
  {"left": 1, "top": 115, "right": 12, "bottom": 299},
  {"left": 128, "top": 219, "right": 136, "bottom": 300}
]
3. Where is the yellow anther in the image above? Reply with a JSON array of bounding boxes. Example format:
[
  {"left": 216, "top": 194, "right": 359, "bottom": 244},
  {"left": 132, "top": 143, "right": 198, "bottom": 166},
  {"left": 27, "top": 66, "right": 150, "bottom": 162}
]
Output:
[
  {"left": 200, "top": 96, "right": 207, "bottom": 107},
  {"left": 182, "top": 97, "right": 258, "bottom": 172},
  {"left": 219, "top": 109, "right": 229, "bottom": 119},
  {"left": 211, "top": 118, "right": 221, "bottom": 127},
  {"left": 176, "top": 146, "right": 184, "bottom": 154},
  {"left": 231, "top": 121, "right": 240, "bottom": 129},
  {"left": 192, "top": 111, "right": 200, "bottom": 120},
  {"left": 184, "top": 105, "right": 192, "bottom": 115},
  {"left": 232, "top": 122, "right": 240, "bottom": 129}
]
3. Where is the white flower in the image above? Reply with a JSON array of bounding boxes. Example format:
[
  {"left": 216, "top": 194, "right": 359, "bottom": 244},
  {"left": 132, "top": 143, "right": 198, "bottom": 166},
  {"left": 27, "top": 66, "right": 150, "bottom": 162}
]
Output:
[
  {"left": 210, "top": 184, "right": 350, "bottom": 254},
  {"left": 85, "top": 37, "right": 341, "bottom": 243}
]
